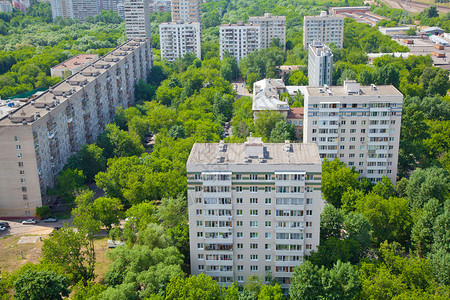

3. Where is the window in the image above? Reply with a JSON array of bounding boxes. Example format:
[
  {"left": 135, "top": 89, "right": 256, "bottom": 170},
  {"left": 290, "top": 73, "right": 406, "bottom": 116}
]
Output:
[
  {"left": 265, "top": 232, "right": 272, "bottom": 239},
  {"left": 249, "top": 174, "right": 258, "bottom": 180},
  {"left": 306, "top": 198, "right": 313, "bottom": 205},
  {"left": 250, "top": 265, "right": 258, "bottom": 271},
  {"left": 264, "top": 186, "right": 271, "bottom": 193},
  {"left": 265, "top": 221, "right": 271, "bottom": 227},
  {"left": 306, "top": 233, "right": 312, "bottom": 239},
  {"left": 236, "top": 209, "right": 243, "bottom": 216},
  {"left": 349, "top": 145, "right": 355, "bottom": 150},
  {"left": 265, "top": 210, "right": 271, "bottom": 216},
  {"left": 238, "top": 265, "right": 243, "bottom": 271},
  {"left": 341, "top": 129, "right": 345, "bottom": 133},
  {"left": 250, "top": 232, "right": 258, "bottom": 239},
  {"left": 312, "top": 129, "right": 317, "bottom": 133},
  {"left": 198, "top": 265, "right": 204, "bottom": 271},
  {"left": 195, "top": 198, "right": 202, "bottom": 204},
  {"left": 194, "top": 173, "right": 201, "bottom": 180},
  {"left": 313, "top": 120, "right": 318, "bottom": 125},
  {"left": 349, "top": 153, "right": 355, "bottom": 158},
  {"left": 265, "top": 255, "right": 271, "bottom": 261},
  {"left": 196, "top": 209, "right": 202, "bottom": 215},
  {"left": 197, "top": 221, "right": 203, "bottom": 226},
  {"left": 250, "top": 186, "right": 258, "bottom": 193},
  {"left": 265, "top": 174, "right": 271, "bottom": 181},
  {"left": 21, "top": 187, "right": 27, "bottom": 192},
  {"left": 250, "top": 221, "right": 258, "bottom": 227},
  {"left": 238, "top": 276, "right": 244, "bottom": 282},
  {"left": 250, "top": 255, "right": 258, "bottom": 261},
  {"left": 198, "top": 254, "right": 204, "bottom": 260},
  {"left": 250, "top": 243, "right": 258, "bottom": 249},
  {"left": 350, "top": 129, "right": 356, "bottom": 134},
  {"left": 18, "top": 162, "right": 23, "bottom": 167},
  {"left": 340, "top": 137, "right": 345, "bottom": 142},
  {"left": 195, "top": 186, "right": 202, "bottom": 192},
  {"left": 237, "top": 254, "right": 243, "bottom": 260},
  {"left": 236, "top": 186, "right": 243, "bottom": 192},
  {"left": 197, "top": 243, "right": 204, "bottom": 249},
  {"left": 250, "top": 210, "right": 258, "bottom": 216},
  {"left": 14, "top": 136, "right": 19, "bottom": 142},
  {"left": 306, "top": 222, "right": 312, "bottom": 227},
  {"left": 306, "top": 210, "right": 313, "bottom": 216},
  {"left": 351, "top": 120, "right": 356, "bottom": 125},
  {"left": 361, "top": 129, "right": 366, "bottom": 133},
  {"left": 237, "top": 243, "right": 243, "bottom": 249},
  {"left": 265, "top": 198, "right": 272, "bottom": 204},
  {"left": 19, "top": 170, "right": 25, "bottom": 176},
  {"left": 22, "top": 195, "right": 28, "bottom": 200},
  {"left": 235, "top": 174, "right": 242, "bottom": 180},
  {"left": 197, "top": 232, "right": 203, "bottom": 238},
  {"left": 350, "top": 137, "right": 356, "bottom": 142},
  {"left": 17, "top": 153, "right": 22, "bottom": 158},
  {"left": 16, "top": 145, "right": 21, "bottom": 150},
  {"left": 237, "top": 221, "right": 243, "bottom": 227},
  {"left": 236, "top": 198, "right": 243, "bottom": 204},
  {"left": 250, "top": 198, "right": 258, "bottom": 204},
  {"left": 237, "top": 232, "right": 243, "bottom": 238}
]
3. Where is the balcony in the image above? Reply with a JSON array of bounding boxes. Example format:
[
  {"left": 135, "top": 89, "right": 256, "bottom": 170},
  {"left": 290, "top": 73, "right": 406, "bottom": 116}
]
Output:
[{"left": 47, "top": 130, "right": 57, "bottom": 139}]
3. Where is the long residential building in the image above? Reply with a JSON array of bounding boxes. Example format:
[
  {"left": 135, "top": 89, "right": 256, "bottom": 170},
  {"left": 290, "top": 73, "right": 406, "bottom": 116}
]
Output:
[
  {"left": 171, "top": 0, "right": 201, "bottom": 23},
  {"left": 51, "top": 0, "right": 100, "bottom": 21},
  {"left": 249, "top": 13, "right": 286, "bottom": 50},
  {"left": 303, "top": 11, "right": 344, "bottom": 50},
  {"left": 159, "top": 21, "right": 201, "bottom": 61},
  {"left": 188, "top": 137, "right": 323, "bottom": 294},
  {"left": 304, "top": 81, "right": 403, "bottom": 184},
  {"left": 220, "top": 22, "right": 262, "bottom": 62},
  {"left": 0, "top": 38, "right": 153, "bottom": 218},
  {"left": 124, "top": 0, "right": 151, "bottom": 39},
  {"left": 308, "top": 40, "right": 333, "bottom": 87}
]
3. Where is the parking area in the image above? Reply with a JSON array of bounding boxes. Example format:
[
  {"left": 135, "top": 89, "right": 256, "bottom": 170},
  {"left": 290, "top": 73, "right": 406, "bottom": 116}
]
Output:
[{"left": 0, "top": 218, "right": 72, "bottom": 238}]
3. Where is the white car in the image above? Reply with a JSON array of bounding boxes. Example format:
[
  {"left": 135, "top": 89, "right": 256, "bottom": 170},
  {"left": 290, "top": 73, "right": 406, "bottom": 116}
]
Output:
[
  {"left": 0, "top": 226, "right": 7, "bottom": 231},
  {"left": 22, "top": 219, "right": 37, "bottom": 225},
  {"left": 43, "top": 217, "right": 57, "bottom": 222}
]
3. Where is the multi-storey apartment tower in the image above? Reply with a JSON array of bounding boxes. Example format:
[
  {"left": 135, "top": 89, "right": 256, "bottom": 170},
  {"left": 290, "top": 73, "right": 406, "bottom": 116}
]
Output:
[
  {"left": 303, "top": 11, "right": 344, "bottom": 50},
  {"left": 188, "top": 137, "right": 323, "bottom": 294},
  {"left": 124, "top": 0, "right": 151, "bottom": 39},
  {"left": 159, "top": 21, "right": 201, "bottom": 61},
  {"left": 171, "top": 0, "right": 201, "bottom": 23},
  {"left": 220, "top": 22, "right": 262, "bottom": 62},
  {"left": 249, "top": 13, "right": 286, "bottom": 50},
  {"left": 0, "top": 38, "right": 152, "bottom": 218},
  {"left": 304, "top": 81, "right": 403, "bottom": 184},
  {"left": 308, "top": 40, "right": 333, "bottom": 87}
]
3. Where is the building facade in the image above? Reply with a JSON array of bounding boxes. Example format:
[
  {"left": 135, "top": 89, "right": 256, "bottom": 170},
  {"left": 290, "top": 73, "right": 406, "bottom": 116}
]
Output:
[
  {"left": 124, "top": 0, "right": 151, "bottom": 39},
  {"left": 98, "top": 0, "right": 121, "bottom": 12},
  {"left": 249, "top": 13, "right": 286, "bottom": 50},
  {"left": 0, "top": 38, "right": 152, "bottom": 218},
  {"left": 187, "top": 138, "right": 323, "bottom": 293},
  {"left": 0, "top": 0, "right": 13, "bottom": 13},
  {"left": 303, "top": 11, "right": 344, "bottom": 50},
  {"left": 149, "top": 0, "right": 171, "bottom": 14},
  {"left": 13, "top": 1, "right": 27, "bottom": 13},
  {"left": 304, "top": 81, "right": 403, "bottom": 184},
  {"left": 171, "top": 0, "right": 201, "bottom": 23},
  {"left": 159, "top": 22, "right": 201, "bottom": 62},
  {"left": 308, "top": 40, "right": 333, "bottom": 87},
  {"left": 51, "top": 0, "right": 100, "bottom": 21},
  {"left": 220, "top": 23, "right": 262, "bottom": 62}
]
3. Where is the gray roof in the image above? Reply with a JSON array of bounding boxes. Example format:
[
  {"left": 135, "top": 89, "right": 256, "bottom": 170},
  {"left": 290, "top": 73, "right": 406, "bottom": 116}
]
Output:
[{"left": 252, "top": 79, "right": 289, "bottom": 111}]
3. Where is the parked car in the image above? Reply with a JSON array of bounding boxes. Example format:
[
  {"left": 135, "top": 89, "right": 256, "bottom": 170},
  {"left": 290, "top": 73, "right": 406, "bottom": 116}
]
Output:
[
  {"left": 49, "top": 227, "right": 61, "bottom": 236},
  {"left": 0, "top": 226, "right": 7, "bottom": 231},
  {"left": 43, "top": 217, "right": 57, "bottom": 222},
  {"left": 22, "top": 219, "right": 37, "bottom": 225},
  {"left": 0, "top": 222, "right": 10, "bottom": 228}
]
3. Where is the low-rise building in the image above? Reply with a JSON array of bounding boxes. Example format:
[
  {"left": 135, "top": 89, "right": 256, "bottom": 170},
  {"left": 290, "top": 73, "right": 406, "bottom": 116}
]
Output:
[
  {"left": 50, "top": 54, "right": 99, "bottom": 78},
  {"left": 379, "top": 26, "right": 410, "bottom": 36},
  {"left": 252, "top": 79, "right": 290, "bottom": 119},
  {"left": 286, "top": 107, "right": 304, "bottom": 141},
  {"left": 0, "top": 38, "right": 153, "bottom": 218},
  {"left": 188, "top": 137, "right": 324, "bottom": 294}
]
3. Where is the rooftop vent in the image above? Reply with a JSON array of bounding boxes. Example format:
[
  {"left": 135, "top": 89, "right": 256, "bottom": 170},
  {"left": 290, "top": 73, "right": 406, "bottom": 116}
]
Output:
[
  {"left": 319, "top": 88, "right": 324, "bottom": 93},
  {"left": 244, "top": 156, "right": 251, "bottom": 163},
  {"left": 216, "top": 156, "right": 223, "bottom": 163},
  {"left": 371, "top": 84, "right": 377, "bottom": 91},
  {"left": 284, "top": 140, "right": 292, "bottom": 152}
]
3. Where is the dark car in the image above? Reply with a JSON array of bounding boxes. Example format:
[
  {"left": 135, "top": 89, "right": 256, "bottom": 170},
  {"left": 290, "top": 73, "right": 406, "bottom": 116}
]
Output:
[
  {"left": 49, "top": 227, "right": 61, "bottom": 236},
  {"left": 0, "top": 222, "right": 10, "bottom": 228}
]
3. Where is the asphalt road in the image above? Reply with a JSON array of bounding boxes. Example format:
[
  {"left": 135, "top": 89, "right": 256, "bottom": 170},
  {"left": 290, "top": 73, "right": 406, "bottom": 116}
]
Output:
[{"left": 0, "top": 218, "right": 72, "bottom": 238}]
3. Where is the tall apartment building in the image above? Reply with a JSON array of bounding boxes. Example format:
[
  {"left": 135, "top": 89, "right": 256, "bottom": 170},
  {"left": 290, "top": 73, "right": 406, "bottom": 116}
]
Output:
[
  {"left": 220, "top": 23, "right": 262, "bottom": 62},
  {"left": 304, "top": 81, "right": 403, "bottom": 184},
  {"left": 0, "top": 38, "right": 153, "bottom": 218},
  {"left": 149, "top": 0, "right": 171, "bottom": 14},
  {"left": 308, "top": 40, "right": 333, "bottom": 87},
  {"left": 51, "top": 0, "right": 99, "bottom": 21},
  {"left": 303, "top": 11, "right": 344, "bottom": 50},
  {"left": 187, "top": 138, "right": 323, "bottom": 293},
  {"left": 249, "top": 13, "right": 286, "bottom": 50},
  {"left": 159, "top": 22, "right": 201, "bottom": 62},
  {"left": 117, "top": 1, "right": 124, "bottom": 18},
  {"left": 0, "top": 1, "right": 12, "bottom": 13},
  {"left": 124, "top": 0, "right": 151, "bottom": 39},
  {"left": 171, "top": 0, "right": 201, "bottom": 23},
  {"left": 99, "top": 0, "right": 121, "bottom": 12}
]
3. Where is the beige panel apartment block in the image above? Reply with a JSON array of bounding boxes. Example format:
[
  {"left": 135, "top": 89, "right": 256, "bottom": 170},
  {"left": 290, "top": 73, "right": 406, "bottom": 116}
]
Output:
[
  {"left": 303, "top": 11, "right": 344, "bottom": 50},
  {"left": 0, "top": 38, "right": 152, "bottom": 218},
  {"left": 124, "top": 0, "right": 151, "bottom": 39},
  {"left": 187, "top": 138, "right": 324, "bottom": 294},
  {"left": 159, "top": 22, "right": 201, "bottom": 62},
  {"left": 220, "top": 23, "right": 262, "bottom": 63},
  {"left": 304, "top": 81, "right": 403, "bottom": 184},
  {"left": 249, "top": 13, "right": 286, "bottom": 50},
  {"left": 171, "top": 0, "right": 201, "bottom": 23}
]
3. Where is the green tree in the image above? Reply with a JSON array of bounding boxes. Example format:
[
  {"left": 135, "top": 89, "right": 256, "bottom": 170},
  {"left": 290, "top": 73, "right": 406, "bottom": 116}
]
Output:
[
  {"left": 135, "top": 79, "right": 156, "bottom": 103},
  {"left": 246, "top": 72, "right": 259, "bottom": 92},
  {"left": 68, "top": 144, "right": 107, "bottom": 182},
  {"left": 35, "top": 206, "right": 51, "bottom": 219},
  {"left": 372, "top": 176, "right": 395, "bottom": 199},
  {"left": 71, "top": 281, "right": 107, "bottom": 300},
  {"left": 287, "top": 70, "right": 308, "bottom": 85},
  {"left": 290, "top": 261, "right": 323, "bottom": 300},
  {"left": 406, "top": 167, "right": 449, "bottom": 208},
  {"left": 42, "top": 227, "right": 96, "bottom": 286},
  {"left": 243, "top": 275, "right": 263, "bottom": 298},
  {"left": 320, "top": 204, "right": 344, "bottom": 241},
  {"left": 13, "top": 269, "right": 69, "bottom": 300},
  {"left": 53, "top": 168, "right": 85, "bottom": 204},
  {"left": 321, "top": 159, "right": 359, "bottom": 208},
  {"left": 309, "top": 238, "right": 360, "bottom": 268},
  {"left": 254, "top": 111, "right": 285, "bottom": 141},
  {"left": 411, "top": 198, "right": 443, "bottom": 256},
  {"left": 343, "top": 212, "right": 372, "bottom": 253},
  {"left": 269, "top": 120, "right": 296, "bottom": 142},
  {"left": 72, "top": 190, "right": 102, "bottom": 236},
  {"left": 258, "top": 284, "right": 283, "bottom": 300},
  {"left": 165, "top": 274, "right": 222, "bottom": 299},
  {"left": 92, "top": 197, "right": 124, "bottom": 231},
  {"left": 104, "top": 124, "right": 145, "bottom": 158}
]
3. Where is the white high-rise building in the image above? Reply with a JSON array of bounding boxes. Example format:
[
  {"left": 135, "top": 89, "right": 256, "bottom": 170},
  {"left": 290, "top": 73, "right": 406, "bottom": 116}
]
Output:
[
  {"left": 304, "top": 81, "right": 403, "bottom": 184},
  {"left": 308, "top": 40, "right": 333, "bottom": 87},
  {"left": 117, "top": 1, "right": 124, "bottom": 18},
  {"left": 99, "top": 0, "right": 120, "bottom": 12},
  {"left": 0, "top": 0, "right": 12, "bottom": 13},
  {"left": 220, "top": 22, "right": 262, "bottom": 62},
  {"left": 249, "top": 13, "right": 286, "bottom": 50},
  {"left": 303, "top": 11, "right": 344, "bottom": 50},
  {"left": 187, "top": 137, "right": 323, "bottom": 294},
  {"left": 50, "top": 0, "right": 74, "bottom": 19},
  {"left": 124, "top": 0, "right": 151, "bottom": 39},
  {"left": 159, "top": 22, "right": 201, "bottom": 62},
  {"left": 0, "top": 38, "right": 152, "bottom": 218},
  {"left": 171, "top": 0, "right": 201, "bottom": 23}
]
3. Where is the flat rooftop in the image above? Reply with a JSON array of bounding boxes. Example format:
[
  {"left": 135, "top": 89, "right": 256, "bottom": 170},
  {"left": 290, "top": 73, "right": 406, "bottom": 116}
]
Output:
[
  {"left": 0, "top": 38, "right": 150, "bottom": 127},
  {"left": 187, "top": 138, "right": 321, "bottom": 165},
  {"left": 51, "top": 54, "right": 99, "bottom": 70},
  {"left": 393, "top": 37, "right": 450, "bottom": 68},
  {"left": 306, "top": 81, "right": 403, "bottom": 97},
  {"left": 253, "top": 79, "right": 289, "bottom": 111}
]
